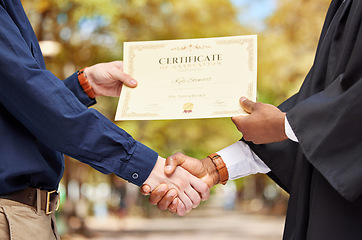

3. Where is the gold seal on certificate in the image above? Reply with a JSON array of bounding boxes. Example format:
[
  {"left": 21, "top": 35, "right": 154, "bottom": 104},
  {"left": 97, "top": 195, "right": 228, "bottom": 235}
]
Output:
[{"left": 115, "top": 35, "right": 257, "bottom": 121}]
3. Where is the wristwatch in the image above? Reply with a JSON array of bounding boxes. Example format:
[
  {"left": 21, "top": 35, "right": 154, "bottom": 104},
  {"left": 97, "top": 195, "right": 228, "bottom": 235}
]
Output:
[
  {"left": 78, "top": 68, "right": 95, "bottom": 99},
  {"left": 207, "top": 153, "right": 229, "bottom": 185}
]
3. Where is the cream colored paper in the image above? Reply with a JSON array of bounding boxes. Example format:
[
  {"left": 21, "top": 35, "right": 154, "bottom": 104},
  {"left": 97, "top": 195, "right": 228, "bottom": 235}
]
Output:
[{"left": 115, "top": 35, "right": 257, "bottom": 121}]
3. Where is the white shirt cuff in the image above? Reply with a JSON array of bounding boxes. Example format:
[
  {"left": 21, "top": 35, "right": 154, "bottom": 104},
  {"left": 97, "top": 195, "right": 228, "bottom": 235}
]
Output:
[
  {"left": 217, "top": 116, "right": 298, "bottom": 180},
  {"left": 217, "top": 142, "right": 271, "bottom": 180},
  {"left": 285, "top": 116, "right": 299, "bottom": 142}
]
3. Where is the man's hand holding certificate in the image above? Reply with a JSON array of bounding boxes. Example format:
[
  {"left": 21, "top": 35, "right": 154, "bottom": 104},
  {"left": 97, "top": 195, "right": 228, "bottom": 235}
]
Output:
[{"left": 115, "top": 35, "right": 257, "bottom": 121}]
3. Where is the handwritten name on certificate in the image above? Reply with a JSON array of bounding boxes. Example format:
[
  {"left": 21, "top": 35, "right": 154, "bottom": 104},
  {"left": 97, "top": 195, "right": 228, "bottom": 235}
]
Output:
[{"left": 115, "top": 35, "right": 257, "bottom": 121}]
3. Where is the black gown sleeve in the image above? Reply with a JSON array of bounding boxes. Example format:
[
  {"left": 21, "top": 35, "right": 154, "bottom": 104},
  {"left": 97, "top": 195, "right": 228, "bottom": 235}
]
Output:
[{"left": 287, "top": 75, "right": 362, "bottom": 202}]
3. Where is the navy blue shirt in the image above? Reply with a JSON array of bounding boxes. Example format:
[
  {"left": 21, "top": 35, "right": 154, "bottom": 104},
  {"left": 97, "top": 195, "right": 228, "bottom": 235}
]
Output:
[{"left": 0, "top": 0, "right": 158, "bottom": 195}]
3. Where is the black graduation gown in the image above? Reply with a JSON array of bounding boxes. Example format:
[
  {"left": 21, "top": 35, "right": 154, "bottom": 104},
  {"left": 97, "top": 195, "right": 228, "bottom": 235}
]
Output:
[{"left": 245, "top": 0, "right": 362, "bottom": 239}]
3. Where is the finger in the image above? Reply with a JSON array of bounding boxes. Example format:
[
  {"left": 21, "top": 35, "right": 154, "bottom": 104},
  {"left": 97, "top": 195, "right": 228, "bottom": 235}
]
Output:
[
  {"left": 177, "top": 191, "right": 193, "bottom": 213},
  {"left": 140, "top": 184, "right": 151, "bottom": 195},
  {"left": 121, "top": 73, "right": 137, "bottom": 87},
  {"left": 165, "top": 153, "right": 187, "bottom": 175},
  {"left": 111, "top": 62, "right": 137, "bottom": 88},
  {"left": 157, "top": 189, "right": 178, "bottom": 211},
  {"left": 168, "top": 197, "right": 179, "bottom": 213},
  {"left": 176, "top": 201, "right": 187, "bottom": 216},
  {"left": 149, "top": 184, "right": 168, "bottom": 205},
  {"left": 184, "top": 187, "right": 201, "bottom": 209},
  {"left": 117, "top": 72, "right": 137, "bottom": 88},
  {"left": 190, "top": 176, "right": 210, "bottom": 201},
  {"left": 239, "top": 97, "right": 255, "bottom": 114}
]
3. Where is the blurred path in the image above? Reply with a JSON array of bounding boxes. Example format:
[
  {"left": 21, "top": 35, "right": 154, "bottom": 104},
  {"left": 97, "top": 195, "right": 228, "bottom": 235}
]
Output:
[{"left": 62, "top": 207, "right": 285, "bottom": 240}]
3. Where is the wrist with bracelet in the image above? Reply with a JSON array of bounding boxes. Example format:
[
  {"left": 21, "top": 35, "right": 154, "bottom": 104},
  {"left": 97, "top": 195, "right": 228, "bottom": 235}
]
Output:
[
  {"left": 207, "top": 153, "right": 229, "bottom": 185},
  {"left": 78, "top": 68, "right": 95, "bottom": 99}
]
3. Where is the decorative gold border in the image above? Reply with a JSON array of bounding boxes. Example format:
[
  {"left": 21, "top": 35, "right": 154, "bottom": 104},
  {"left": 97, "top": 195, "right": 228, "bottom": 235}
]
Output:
[
  {"left": 171, "top": 44, "right": 211, "bottom": 51},
  {"left": 248, "top": 82, "right": 255, "bottom": 101},
  {"left": 120, "top": 36, "right": 256, "bottom": 119},
  {"left": 211, "top": 109, "right": 245, "bottom": 116},
  {"left": 122, "top": 44, "right": 165, "bottom": 118},
  {"left": 216, "top": 37, "right": 256, "bottom": 104},
  {"left": 215, "top": 37, "right": 255, "bottom": 72},
  {"left": 121, "top": 91, "right": 160, "bottom": 118},
  {"left": 127, "top": 43, "right": 166, "bottom": 76}
]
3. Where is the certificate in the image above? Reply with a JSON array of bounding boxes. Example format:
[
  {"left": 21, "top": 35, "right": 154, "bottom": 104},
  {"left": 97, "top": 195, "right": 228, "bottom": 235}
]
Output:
[{"left": 115, "top": 35, "right": 257, "bottom": 121}]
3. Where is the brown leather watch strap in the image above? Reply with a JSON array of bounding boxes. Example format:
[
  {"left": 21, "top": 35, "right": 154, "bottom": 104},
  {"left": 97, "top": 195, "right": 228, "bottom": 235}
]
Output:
[
  {"left": 207, "top": 153, "right": 229, "bottom": 185},
  {"left": 78, "top": 68, "right": 95, "bottom": 99}
]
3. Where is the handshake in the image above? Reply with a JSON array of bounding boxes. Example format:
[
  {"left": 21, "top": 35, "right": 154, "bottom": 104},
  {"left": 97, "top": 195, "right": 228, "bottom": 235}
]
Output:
[
  {"left": 140, "top": 152, "right": 223, "bottom": 216},
  {"left": 139, "top": 96, "right": 288, "bottom": 216}
]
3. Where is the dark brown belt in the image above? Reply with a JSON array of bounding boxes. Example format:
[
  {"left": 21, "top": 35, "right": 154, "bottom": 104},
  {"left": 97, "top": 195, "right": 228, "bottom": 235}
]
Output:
[{"left": 0, "top": 188, "right": 60, "bottom": 214}]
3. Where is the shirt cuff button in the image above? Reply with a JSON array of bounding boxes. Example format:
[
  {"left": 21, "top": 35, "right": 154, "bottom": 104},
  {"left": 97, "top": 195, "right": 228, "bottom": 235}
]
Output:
[{"left": 132, "top": 173, "right": 139, "bottom": 179}]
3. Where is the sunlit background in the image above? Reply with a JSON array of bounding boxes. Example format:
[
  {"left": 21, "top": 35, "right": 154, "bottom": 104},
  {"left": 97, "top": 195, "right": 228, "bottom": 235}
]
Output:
[{"left": 21, "top": 0, "right": 331, "bottom": 239}]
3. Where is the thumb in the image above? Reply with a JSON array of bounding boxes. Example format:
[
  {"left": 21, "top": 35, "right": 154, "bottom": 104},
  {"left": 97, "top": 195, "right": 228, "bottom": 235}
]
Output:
[
  {"left": 110, "top": 61, "right": 138, "bottom": 88},
  {"left": 165, "top": 153, "right": 186, "bottom": 175},
  {"left": 239, "top": 97, "right": 255, "bottom": 114},
  {"left": 140, "top": 184, "right": 151, "bottom": 195}
]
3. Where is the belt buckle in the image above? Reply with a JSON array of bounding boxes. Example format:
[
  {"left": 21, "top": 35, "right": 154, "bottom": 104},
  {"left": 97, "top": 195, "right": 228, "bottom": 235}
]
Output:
[{"left": 45, "top": 190, "right": 60, "bottom": 215}]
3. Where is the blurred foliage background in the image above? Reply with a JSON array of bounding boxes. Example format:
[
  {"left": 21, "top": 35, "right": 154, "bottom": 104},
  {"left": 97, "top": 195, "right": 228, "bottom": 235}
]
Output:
[{"left": 21, "top": 0, "right": 331, "bottom": 236}]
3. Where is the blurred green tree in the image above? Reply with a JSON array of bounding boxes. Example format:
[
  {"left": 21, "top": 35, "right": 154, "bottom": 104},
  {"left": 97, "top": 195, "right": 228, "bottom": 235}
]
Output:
[{"left": 258, "top": 0, "right": 331, "bottom": 105}]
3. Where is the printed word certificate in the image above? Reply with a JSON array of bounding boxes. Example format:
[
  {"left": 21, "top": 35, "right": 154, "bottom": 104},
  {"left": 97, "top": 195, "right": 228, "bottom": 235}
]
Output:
[{"left": 115, "top": 35, "right": 257, "bottom": 121}]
